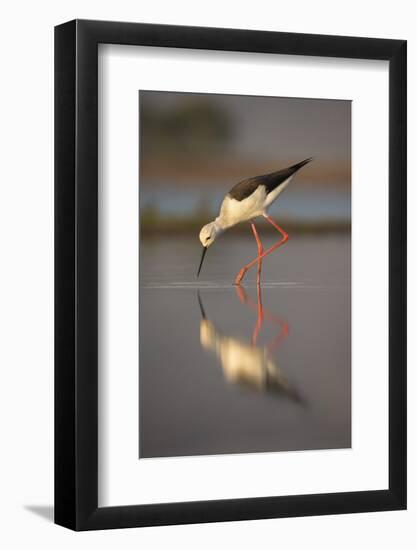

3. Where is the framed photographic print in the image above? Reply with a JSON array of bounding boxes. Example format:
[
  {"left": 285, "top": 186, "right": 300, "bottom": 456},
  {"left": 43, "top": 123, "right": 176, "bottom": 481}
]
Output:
[{"left": 55, "top": 20, "right": 406, "bottom": 530}]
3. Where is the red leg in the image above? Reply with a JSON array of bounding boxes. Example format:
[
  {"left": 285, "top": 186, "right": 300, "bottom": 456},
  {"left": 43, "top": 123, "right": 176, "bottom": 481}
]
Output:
[
  {"left": 234, "top": 215, "right": 288, "bottom": 285},
  {"left": 267, "top": 320, "right": 289, "bottom": 353},
  {"left": 235, "top": 284, "right": 288, "bottom": 350},
  {"left": 235, "top": 284, "right": 247, "bottom": 305},
  {"left": 236, "top": 282, "right": 287, "bottom": 328},
  {"left": 251, "top": 222, "right": 263, "bottom": 286},
  {"left": 251, "top": 282, "right": 264, "bottom": 346}
]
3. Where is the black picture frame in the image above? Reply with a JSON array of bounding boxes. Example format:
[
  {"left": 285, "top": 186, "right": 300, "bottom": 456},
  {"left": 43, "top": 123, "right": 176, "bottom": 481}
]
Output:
[{"left": 55, "top": 19, "right": 407, "bottom": 531}]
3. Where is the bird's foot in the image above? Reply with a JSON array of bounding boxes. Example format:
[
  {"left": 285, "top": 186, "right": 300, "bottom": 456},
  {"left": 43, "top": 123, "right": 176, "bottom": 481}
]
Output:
[{"left": 234, "top": 268, "right": 247, "bottom": 285}]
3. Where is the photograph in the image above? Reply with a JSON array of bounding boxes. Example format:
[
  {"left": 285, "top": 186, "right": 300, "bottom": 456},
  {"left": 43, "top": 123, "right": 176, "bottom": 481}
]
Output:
[
  {"left": 0, "top": 1, "right": 409, "bottom": 543},
  {"left": 139, "top": 90, "right": 352, "bottom": 458}
]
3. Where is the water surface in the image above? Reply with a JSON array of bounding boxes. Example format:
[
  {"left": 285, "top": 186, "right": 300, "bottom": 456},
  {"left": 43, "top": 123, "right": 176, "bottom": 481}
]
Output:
[{"left": 139, "top": 234, "right": 351, "bottom": 458}]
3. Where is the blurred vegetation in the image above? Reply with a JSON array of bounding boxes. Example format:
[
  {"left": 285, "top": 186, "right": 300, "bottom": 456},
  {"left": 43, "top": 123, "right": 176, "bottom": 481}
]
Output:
[
  {"left": 140, "top": 97, "right": 234, "bottom": 157},
  {"left": 140, "top": 92, "right": 351, "bottom": 186}
]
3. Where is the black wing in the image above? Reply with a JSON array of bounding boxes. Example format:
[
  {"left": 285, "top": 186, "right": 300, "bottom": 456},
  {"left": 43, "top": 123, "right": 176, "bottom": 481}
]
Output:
[{"left": 228, "top": 158, "right": 312, "bottom": 202}]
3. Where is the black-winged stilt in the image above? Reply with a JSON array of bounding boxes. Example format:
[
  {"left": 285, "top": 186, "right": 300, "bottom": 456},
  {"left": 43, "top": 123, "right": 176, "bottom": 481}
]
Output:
[{"left": 197, "top": 158, "right": 313, "bottom": 284}]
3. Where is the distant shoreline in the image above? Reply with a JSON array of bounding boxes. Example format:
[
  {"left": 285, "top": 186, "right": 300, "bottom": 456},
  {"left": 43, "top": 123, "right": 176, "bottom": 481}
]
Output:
[{"left": 140, "top": 216, "right": 351, "bottom": 236}]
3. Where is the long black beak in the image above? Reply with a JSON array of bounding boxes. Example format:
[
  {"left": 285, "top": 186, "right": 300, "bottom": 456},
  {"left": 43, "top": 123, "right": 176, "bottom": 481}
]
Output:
[
  {"left": 197, "top": 246, "right": 208, "bottom": 277},
  {"left": 197, "top": 291, "right": 206, "bottom": 319}
]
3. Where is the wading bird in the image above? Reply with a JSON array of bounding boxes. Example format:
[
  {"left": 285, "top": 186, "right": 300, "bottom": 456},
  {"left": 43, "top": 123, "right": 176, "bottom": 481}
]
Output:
[{"left": 197, "top": 158, "right": 313, "bottom": 284}]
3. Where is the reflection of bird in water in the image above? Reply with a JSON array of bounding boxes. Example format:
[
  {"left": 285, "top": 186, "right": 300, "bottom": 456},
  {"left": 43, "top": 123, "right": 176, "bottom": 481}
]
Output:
[
  {"left": 198, "top": 288, "right": 301, "bottom": 402},
  {"left": 197, "top": 158, "right": 313, "bottom": 284}
]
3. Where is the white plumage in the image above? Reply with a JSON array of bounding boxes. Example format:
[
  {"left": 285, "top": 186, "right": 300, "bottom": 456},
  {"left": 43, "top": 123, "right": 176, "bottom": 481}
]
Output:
[{"left": 197, "top": 158, "right": 312, "bottom": 284}]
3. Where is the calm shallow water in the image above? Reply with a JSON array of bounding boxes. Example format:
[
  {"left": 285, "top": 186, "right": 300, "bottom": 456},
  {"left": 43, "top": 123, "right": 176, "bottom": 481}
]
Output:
[{"left": 139, "top": 234, "right": 351, "bottom": 458}]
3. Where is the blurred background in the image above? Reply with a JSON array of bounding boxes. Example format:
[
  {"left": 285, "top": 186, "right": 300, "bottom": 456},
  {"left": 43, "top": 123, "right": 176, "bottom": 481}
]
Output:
[
  {"left": 139, "top": 91, "right": 351, "bottom": 459},
  {"left": 139, "top": 91, "right": 351, "bottom": 236}
]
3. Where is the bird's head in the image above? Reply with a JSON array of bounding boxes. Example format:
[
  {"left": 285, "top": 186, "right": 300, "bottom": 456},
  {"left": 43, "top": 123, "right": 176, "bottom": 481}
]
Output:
[
  {"left": 197, "top": 221, "right": 223, "bottom": 277},
  {"left": 199, "top": 222, "right": 219, "bottom": 248}
]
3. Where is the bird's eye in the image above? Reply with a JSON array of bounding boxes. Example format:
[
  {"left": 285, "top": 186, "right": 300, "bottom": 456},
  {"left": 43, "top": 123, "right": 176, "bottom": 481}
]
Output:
[{"left": 205, "top": 237, "right": 210, "bottom": 242}]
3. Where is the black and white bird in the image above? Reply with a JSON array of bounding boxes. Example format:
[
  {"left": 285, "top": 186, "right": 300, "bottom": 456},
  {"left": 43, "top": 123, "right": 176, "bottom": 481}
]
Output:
[{"left": 197, "top": 157, "right": 313, "bottom": 284}]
